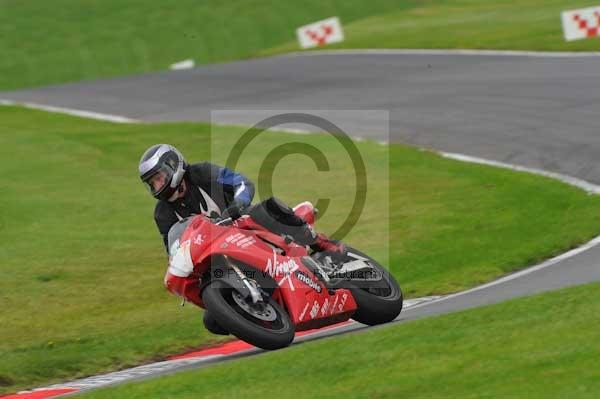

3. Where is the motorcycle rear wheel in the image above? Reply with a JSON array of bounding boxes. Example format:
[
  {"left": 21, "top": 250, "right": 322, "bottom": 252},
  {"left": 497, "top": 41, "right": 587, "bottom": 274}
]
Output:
[
  {"left": 337, "top": 247, "right": 403, "bottom": 325},
  {"left": 202, "top": 280, "right": 295, "bottom": 350}
]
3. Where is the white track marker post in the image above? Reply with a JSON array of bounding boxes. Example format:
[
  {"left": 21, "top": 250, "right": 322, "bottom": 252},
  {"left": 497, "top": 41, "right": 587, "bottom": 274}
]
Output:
[
  {"left": 562, "top": 6, "right": 600, "bottom": 41},
  {"left": 296, "top": 17, "right": 344, "bottom": 49},
  {"left": 170, "top": 59, "right": 195, "bottom": 70}
]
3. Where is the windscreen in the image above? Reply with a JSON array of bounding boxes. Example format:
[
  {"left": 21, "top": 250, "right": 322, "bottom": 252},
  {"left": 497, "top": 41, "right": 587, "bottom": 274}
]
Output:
[{"left": 167, "top": 216, "right": 194, "bottom": 256}]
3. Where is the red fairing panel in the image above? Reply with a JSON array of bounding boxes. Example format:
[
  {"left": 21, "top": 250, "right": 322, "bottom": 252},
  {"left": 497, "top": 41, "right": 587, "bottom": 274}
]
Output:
[
  {"left": 164, "top": 271, "right": 203, "bottom": 307},
  {"left": 278, "top": 270, "right": 357, "bottom": 331},
  {"left": 164, "top": 203, "right": 357, "bottom": 330}
]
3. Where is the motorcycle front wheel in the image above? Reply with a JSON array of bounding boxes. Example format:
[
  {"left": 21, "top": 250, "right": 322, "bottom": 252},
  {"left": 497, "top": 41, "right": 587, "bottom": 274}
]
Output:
[{"left": 202, "top": 280, "right": 295, "bottom": 350}]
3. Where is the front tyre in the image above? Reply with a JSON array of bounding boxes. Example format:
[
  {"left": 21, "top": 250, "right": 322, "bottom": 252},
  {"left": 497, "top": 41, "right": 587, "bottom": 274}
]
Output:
[
  {"left": 202, "top": 280, "right": 295, "bottom": 350},
  {"left": 203, "top": 311, "right": 229, "bottom": 335},
  {"left": 337, "top": 247, "right": 403, "bottom": 325}
]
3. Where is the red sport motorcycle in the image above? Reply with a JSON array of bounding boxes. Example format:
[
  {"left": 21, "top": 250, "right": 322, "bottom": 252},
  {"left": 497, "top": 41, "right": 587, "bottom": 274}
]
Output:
[{"left": 164, "top": 201, "right": 403, "bottom": 350}]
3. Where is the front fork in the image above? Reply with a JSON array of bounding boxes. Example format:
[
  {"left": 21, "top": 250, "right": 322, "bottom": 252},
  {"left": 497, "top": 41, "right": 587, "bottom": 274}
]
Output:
[
  {"left": 211, "top": 255, "right": 269, "bottom": 305},
  {"left": 229, "top": 263, "right": 263, "bottom": 303}
]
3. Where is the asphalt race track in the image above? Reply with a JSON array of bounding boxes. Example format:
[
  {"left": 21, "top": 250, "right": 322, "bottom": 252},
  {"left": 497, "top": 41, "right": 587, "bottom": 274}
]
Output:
[
  {"left": 3, "top": 51, "right": 600, "bottom": 182},
  {"left": 3, "top": 51, "right": 600, "bottom": 394}
]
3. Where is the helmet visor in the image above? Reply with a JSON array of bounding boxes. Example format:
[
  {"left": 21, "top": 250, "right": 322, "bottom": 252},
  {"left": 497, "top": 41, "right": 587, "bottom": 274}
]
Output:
[{"left": 142, "top": 164, "right": 175, "bottom": 196}]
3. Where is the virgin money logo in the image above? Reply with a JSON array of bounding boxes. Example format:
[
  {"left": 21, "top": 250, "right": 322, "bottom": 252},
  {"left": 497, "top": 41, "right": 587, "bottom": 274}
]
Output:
[
  {"left": 295, "top": 270, "right": 322, "bottom": 293},
  {"left": 266, "top": 257, "right": 299, "bottom": 291}
]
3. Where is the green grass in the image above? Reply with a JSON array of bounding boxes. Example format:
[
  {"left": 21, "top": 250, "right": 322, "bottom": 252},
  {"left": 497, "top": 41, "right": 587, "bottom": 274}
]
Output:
[
  {"left": 2, "top": 105, "right": 600, "bottom": 393},
  {"left": 0, "top": 0, "right": 402, "bottom": 91},
  {"left": 264, "top": 0, "right": 600, "bottom": 56},
  {"left": 1, "top": 0, "right": 599, "bottom": 91},
  {"left": 78, "top": 281, "right": 600, "bottom": 399}
]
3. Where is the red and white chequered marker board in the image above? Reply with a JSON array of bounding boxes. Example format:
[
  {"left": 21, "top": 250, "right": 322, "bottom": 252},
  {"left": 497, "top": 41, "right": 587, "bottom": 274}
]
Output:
[
  {"left": 296, "top": 17, "right": 344, "bottom": 49},
  {"left": 562, "top": 5, "right": 600, "bottom": 41}
]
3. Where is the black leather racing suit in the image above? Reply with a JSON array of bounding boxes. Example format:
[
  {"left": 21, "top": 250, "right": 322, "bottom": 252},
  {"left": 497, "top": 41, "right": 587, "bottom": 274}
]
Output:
[
  {"left": 153, "top": 162, "right": 316, "bottom": 252},
  {"left": 154, "top": 162, "right": 254, "bottom": 250}
]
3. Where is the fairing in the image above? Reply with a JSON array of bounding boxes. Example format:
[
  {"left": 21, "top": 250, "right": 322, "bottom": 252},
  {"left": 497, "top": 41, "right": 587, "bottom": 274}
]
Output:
[{"left": 163, "top": 202, "right": 357, "bottom": 331}]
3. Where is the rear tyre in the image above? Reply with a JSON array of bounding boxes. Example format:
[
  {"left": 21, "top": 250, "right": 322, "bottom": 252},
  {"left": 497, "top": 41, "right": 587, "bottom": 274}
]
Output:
[
  {"left": 202, "top": 280, "right": 295, "bottom": 350},
  {"left": 338, "top": 247, "right": 403, "bottom": 325}
]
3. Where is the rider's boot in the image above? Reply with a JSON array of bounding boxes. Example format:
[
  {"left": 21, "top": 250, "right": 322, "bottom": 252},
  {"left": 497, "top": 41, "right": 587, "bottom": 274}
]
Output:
[{"left": 310, "top": 232, "right": 347, "bottom": 263}]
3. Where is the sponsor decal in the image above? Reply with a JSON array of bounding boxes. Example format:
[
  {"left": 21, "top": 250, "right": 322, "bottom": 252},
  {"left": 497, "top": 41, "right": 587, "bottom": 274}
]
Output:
[
  {"left": 225, "top": 233, "right": 245, "bottom": 243},
  {"left": 294, "top": 271, "right": 322, "bottom": 293},
  {"left": 320, "top": 298, "right": 330, "bottom": 316},
  {"left": 265, "top": 257, "right": 299, "bottom": 278},
  {"left": 338, "top": 292, "right": 348, "bottom": 312},
  {"left": 224, "top": 233, "right": 256, "bottom": 249},
  {"left": 330, "top": 295, "right": 339, "bottom": 315},
  {"left": 193, "top": 234, "right": 204, "bottom": 245},
  {"left": 235, "top": 236, "right": 256, "bottom": 248},
  {"left": 309, "top": 300, "right": 320, "bottom": 319},
  {"left": 299, "top": 302, "right": 310, "bottom": 321},
  {"left": 266, "top": 254, "right": 299, "bottom": 291}
]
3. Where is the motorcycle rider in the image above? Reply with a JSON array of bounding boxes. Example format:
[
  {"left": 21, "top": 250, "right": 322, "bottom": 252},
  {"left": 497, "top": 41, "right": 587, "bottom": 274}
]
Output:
[
  {"left": 138, "top": 144, "right": 346, "bottom": 258},
  {"left": 139, "top": 144, "right": 346, "bottom": 335}
]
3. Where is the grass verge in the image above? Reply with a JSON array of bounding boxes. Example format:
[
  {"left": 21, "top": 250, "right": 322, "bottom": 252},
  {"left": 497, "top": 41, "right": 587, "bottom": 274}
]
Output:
[
  {"left": 78, "top": 281, "right": 600, "bottom": 399},
  {"left": 0, "top": 0, "right": 402, "bottom": 91},
  {"left": 1, "top": 105, "right": 600, "bottom": 393},
  {"left": 1, "top": 0, "right": 599, "bottom": 91},
  {"left": 264, "top": 0, "right": 600, "bottom": 56}
]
